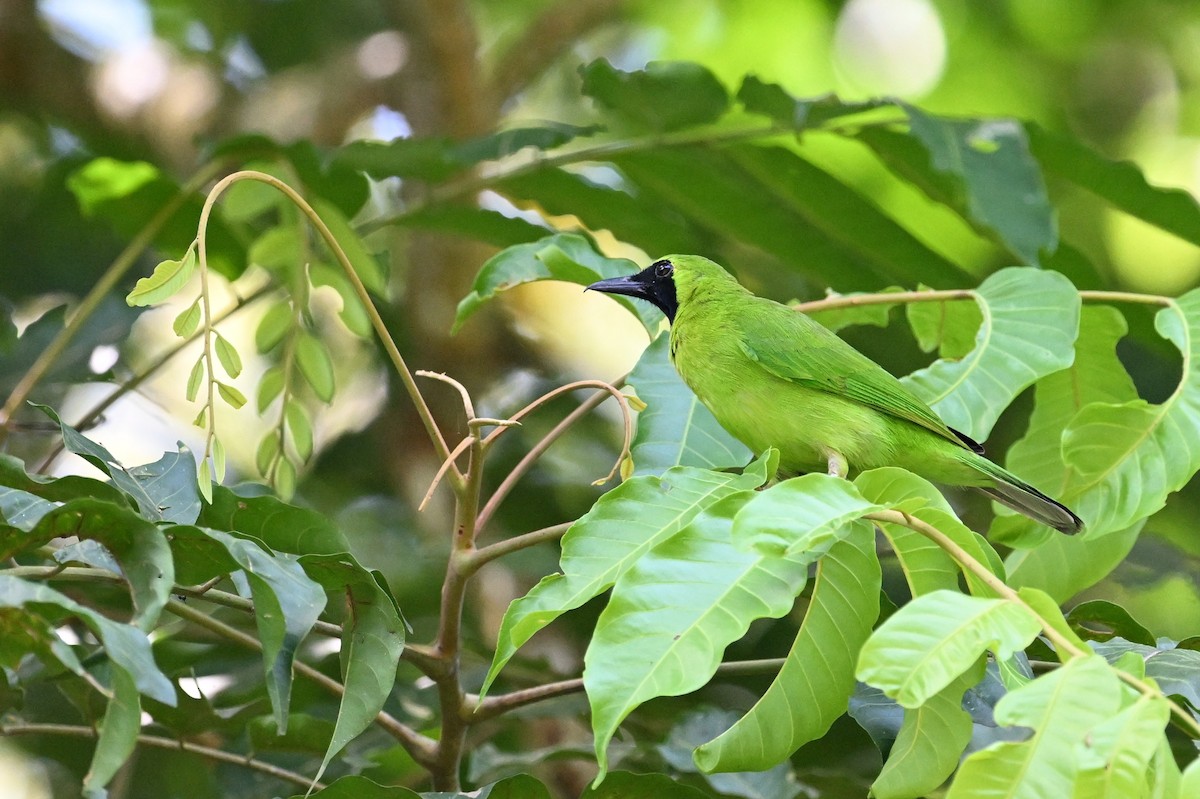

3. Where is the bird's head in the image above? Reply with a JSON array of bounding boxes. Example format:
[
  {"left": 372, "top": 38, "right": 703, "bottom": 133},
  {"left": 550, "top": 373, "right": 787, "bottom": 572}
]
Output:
[{"left": 586, "top": 254, "right": 735, "bottom": 323}]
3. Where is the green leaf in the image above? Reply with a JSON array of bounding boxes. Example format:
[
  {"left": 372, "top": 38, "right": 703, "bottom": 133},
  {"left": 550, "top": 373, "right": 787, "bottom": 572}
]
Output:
[
  {"left": 216, "top": 381, "right": 247, "bottom": 409},
  {"left": 68, "top": 157, "right": 244, "bottom": 278},
  {"left": 627, "top": 334, "right": 751, "bottom": 476},
  {"left": 214, "top": 333, "right": 242, "bottom": 379},
  {"left": 946, "top": 656, "right": 1124, "bottom": 799},
  {"left": 805, "top": 290, "right": 903, "bottom": 333},
  {"left": 82, "top": 668, "right": 140, "bottom": 799},
  {"left": 1052, "top": 288, "right": 1200, "bottom": 536},
  {"left": 395, "top": 205, "right": 551, "bottom": 248},
  {"left": 903, "top": 107, "right": 1056, "bottom": 265},
  {"left": 906, "top": 291, "right": 982, "bottom": 358},
  {"left": 198, "top": 458, "right": 212, "bottom": 503},
  {"left": 126, "top": 250, "right": 197, "bottom": 307},
  {"left": 736, "top": 77, "right": 877, "bottom": 129},
  {"left": 275, "top": 457, "right": 297, "bottom": 501},
  {"left": 481, "top": 461, "right": 770, "bottom": 698},
  {"left": 1073, "top": 694, "right": 1170, "bottom": 799},
  {"left": 168, "top": 526, "right": 326, "bottom": 730},
  {"left": 312, "top": 198, "right": 388, "bottom": 297},
  {"left": 256, "top": 302, "right": 293, "bottom": 353},
  {"left": 725, "top": 144, "right": 972, "bottom": 288},
  {"left": 33, "top": 403, "right": 167, "bottom": 522},
  {"left": 611, "top": 147, "right": 968, "bottom": 290},
  {"left": 453, "top": 233, "right": 658, "bottom": 334},
  {"left": 1181, "top": 758, "right": 1200, "bottom": 798},
  {"left": 694, "top": 523, "right": 880, "bottom": 771},
  {"left": 186, "top": 357, "right": 204, "bottom": 402},
  {"left": 995, "top": 305, "right": 1137, "bottom": 548},
  {"left": 309, "top": 262, "right": 373, "bottom": 338},
  {"left": 257, "top": 365, "right": 285, "bottom": 412},
  {"left": 585, "top": 490, "right": 816, "bottom": 779},
  {"left": 296, "top": 332, "right": 336, "bottom": 402},
  {"left": 579, "top": 60, "right": 729, "bottom": 132},
  {"left": 199, "top": 485, "right": 347, "bottom": 556},
  {"left": 1029, "top": 124, "right": 1200, "bottom": 249},
  {"left": 211, "top": 436, "right": 227, "bottom": 483},
  {"left": 731, "top": 472, "right": 882, "bottom": 556},
  {"left": 285, "top": 400, "right": 313, "bottom": 462},
  {"left": 0, "top": 575, "right": 174, "bottom": 704},
  {"left": 256, "top": 430, "right": 280, "bottom": 475},
  {"left": 300, "top": 554, "right": 405, "bottom": 788},
  {"left": 871, "top": 660, "right": 983, "bottom": 799},
  {"left": 172, "top": 298, "right": 201, "bottom": 338},
  {"left": 900, "top": 267, "right": 1081, "bottom": 441},
  {"left": 249, "top": 225, "right": 302, "bottom": 274},
  {"left": 1067, "top": 600, "right": 1156, "bottom": 647},
  {"left": 659, "top": 708, "right": 797, "bottom": 798},
  {"left": 857, "top": 590, "right": 1042, "bottom": 707}
]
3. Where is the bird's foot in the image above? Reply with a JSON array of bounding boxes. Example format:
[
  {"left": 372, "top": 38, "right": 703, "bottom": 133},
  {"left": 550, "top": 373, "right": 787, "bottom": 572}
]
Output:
[{"left": 826, "top": 451, "right": 848, "bottom": 479}]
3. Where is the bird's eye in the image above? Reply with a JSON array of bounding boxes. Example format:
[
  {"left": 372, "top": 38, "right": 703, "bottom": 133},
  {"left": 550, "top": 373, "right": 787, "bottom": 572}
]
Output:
[{"left": 654, "top": 261, "right": 673, "bottom": 279}]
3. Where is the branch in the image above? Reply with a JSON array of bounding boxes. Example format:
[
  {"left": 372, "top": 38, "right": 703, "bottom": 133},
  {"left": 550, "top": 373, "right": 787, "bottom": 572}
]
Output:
[
  {"left": 475, "top": 379, "right": 631, "bottom": 536},
  {"left": 0, "top": 722, "right": 323, "bottom": 791},
  {"left": 470, "top": 657, "right": 786, "bottom": 722},
  {"left": 164, "top": 598, "right": 439, "bottom": 767},
  {"left": 792, "top": 287, "right": 1174, "bottom": 315},
  {"left": 467, "top": 521, "right": 572, "bottom": 573}
]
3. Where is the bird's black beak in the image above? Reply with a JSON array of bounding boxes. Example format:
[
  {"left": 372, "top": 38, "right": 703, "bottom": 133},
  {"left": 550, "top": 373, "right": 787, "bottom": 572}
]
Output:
[
  {"left": 586, "top": 260, "right": 678, "bottom": 322},
  {"left": 586, "top": 274, "right": 651, "bottom": 301}
]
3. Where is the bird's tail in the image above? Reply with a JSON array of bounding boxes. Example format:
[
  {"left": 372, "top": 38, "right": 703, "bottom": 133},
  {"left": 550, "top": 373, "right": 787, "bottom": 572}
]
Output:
[{"left": 962, "top": 453, "right": 1083, "bottom": 535}]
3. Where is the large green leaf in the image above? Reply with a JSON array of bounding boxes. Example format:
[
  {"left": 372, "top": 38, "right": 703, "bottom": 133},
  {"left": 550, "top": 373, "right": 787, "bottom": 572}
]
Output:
[
  {"left": 291, "top": 775, "right": 420, "bottom": 798},
  {"left": 857, "top": 590, "right": 1041, "bottom": 708},
  {"left": 128, "top": 447, "right": 202, "bottom": 525},
  {"left": 300, "top": 554, "right": 406, "bottom": 787},
  {"left": 612, "top": 146, "right": 967, "bottom": 290},
  {"left": 199, "top": 486, "right": 348, "bottom": 555},
  {"left": 725, "top": 144, "right": 971, "bottom": 287},
  {"left": 1072, "top": 694, "right": 1170, "bottom": 799},
  {"left": 693, "top": 522, "right": 880, "bottom": 771},
  {"left": 996, "top": 305, "right": 1138, "bottom": 545},
  {"left": 0, "top": 575, "right": 174, "bottom": 705},
  {"left": 946, "top": 656, "right": 1125, "bottom": 799},
  {"left": 626, "top": 334, "right": 751, "bottom": 476},
  {"left": 872, "top": 660, "right": 983, "bottom": 799},
  {"left": 168, "top": 526, "right": 326, "bottom": 730},
  {"left": 480, "top": 458, "right": 772, "bottom": 698},
  {"left": 731, "top": 472, "right": 882, "bottom": 556},
  {"left": 453, "top": 233, "right": 659, "bottom": 334},
  {"left": 585, "top": 491, "right": 818, "bottom": 779},
  {"left": 901, "top": 108, "right": 1056, "bottom": 265},
  {"left": 1053, "top": 288, "right": 1200, "bottom": 535},
  {"left": 580, "top": 771, "right": 713, "bottom": 798},
  {"left": 899, "top": 267, "right": 1081, "bottom": 441},
  {"left": 1029, "top": 125, "right": 1200, "bottom": 248},
  {"left": 579, "top": 60, "right": 729, "bottom": 132}
]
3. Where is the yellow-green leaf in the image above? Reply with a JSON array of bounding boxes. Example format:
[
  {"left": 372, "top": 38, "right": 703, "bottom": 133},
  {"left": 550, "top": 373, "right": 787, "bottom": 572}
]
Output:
[
  {"left": 186, "top": 358, "right": 204, "bottom": 402},
  {"left": 127, "top": 249, "right": 197, "bottom": 307},
  {"left": 215, "top": 333, "right": 242, "bottom": 379},
  {"left": 295, "top": 332, "right": 335, "bottom": 402},
  {"left": 255, "top": 302, "right": 293, "bottom": 353},
  {"left": 216, "top": 382, "right": 247, "bottom": 409},
  {"left": 285, "top": 400, "right": 313, "bottom": 461},
  {"left": 172, "top": 299, "right": 201, "bottom": 338}
]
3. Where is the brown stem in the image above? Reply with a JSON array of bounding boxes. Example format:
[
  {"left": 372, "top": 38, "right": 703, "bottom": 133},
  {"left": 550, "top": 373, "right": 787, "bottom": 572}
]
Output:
[
  {"left": 0, "top": 722, "right": 323, "bottom": 791},
  {"left": 475, "top": 379, "right": 630, "bottom": 536},
  {"left": 467, "top": 521, "right": 572, "bottom": 574},
  {"left": 791, "top": 287, "right": 1174, "bottom": 315},
  {"left": 0, "top": 159, "right": 227, "bottom": 443}
]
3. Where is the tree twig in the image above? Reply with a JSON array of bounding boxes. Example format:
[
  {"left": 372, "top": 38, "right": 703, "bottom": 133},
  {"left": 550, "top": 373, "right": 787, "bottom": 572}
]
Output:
[{"left": 0, "top": 721, "right": 323, "bottom": 791}]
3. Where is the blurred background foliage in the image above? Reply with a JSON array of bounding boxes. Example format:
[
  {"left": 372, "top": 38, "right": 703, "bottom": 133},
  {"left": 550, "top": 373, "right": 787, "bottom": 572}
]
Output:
[{"left": 4, "top": 0, "right": 1200, "bottom": 795}]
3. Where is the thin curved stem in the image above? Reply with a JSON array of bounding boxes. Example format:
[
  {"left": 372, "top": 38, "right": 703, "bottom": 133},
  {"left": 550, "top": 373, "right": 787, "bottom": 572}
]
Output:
[
  {"left": 198, "top": 171, "right": 457, "bottom": 477},
  {"left": 792, "top": 287, "right": 1174, "bottom": 315},
  {"left": 475, "top": 379, "right": 631, "bottom": 536},
  {"left": 0, "top": 722, "right": 323, "bottom": 791},
  {"left": 0, "top": 159, "right": 227, "bottom": 444},
  {"left": 866, "top": 509, "right": 1200, "bottom": 740}
]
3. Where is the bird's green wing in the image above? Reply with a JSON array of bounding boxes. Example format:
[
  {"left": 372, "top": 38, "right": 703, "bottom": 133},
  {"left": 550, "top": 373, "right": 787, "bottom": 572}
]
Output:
[{"left": 735, "top": 298, "right": 979, "bottom": 451}]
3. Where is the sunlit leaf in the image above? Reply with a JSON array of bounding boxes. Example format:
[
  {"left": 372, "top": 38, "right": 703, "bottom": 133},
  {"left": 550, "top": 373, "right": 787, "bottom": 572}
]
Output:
[
  {"left": 296, "top": 332, "right": 336, "bottom": 402},
  {"left": 900, "top": 267, "right": 1080, "bottom": 441},
  {"left": 216, "top": 382, "right": 247, "bottom": 409},
  {"left": 1073, "top": 694, "right": 1170, "bottom": 799},
  {"left": 285, "top": 399, "right": 313, "bottom": 461},
  {"left": 312, "top": 198, "right": 388, "bottom": 297},
  {"left": 256, "top": 302, "right": 293, "bottom": 354},
  {"left": 214, "top": 333, "right": 242, "bottom": 378},
  {"left": 857, "top": 590, "right": 1041, "bottom": 707},
  {"left": 257, "top": 364, "right": 285, "bottom": 412},
  {"left": 694, "top": 523, "right": 880, "bottom": 771},
  {"left": 481, "top": 459, "right": 772, "bottom": 698},
  {"left": 172, "top": 298, "right": 201, "bottom": 338},
  {"left": 126, "top": 250, "right": 197, "bottom": 307},
  {"left": 731, "top": 472, "right": 882, "bottom": 556}
]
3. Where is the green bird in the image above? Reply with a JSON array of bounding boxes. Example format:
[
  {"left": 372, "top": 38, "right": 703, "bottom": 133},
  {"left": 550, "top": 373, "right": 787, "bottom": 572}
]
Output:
[{"left": 588, "top": 254, "right": 1082, "bottom": 534}]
